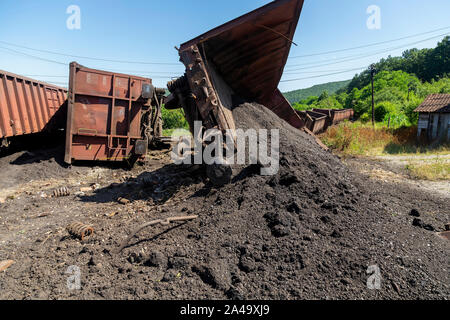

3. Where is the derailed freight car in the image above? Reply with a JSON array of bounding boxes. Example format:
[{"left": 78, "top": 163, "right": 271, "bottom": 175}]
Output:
[
  {"left": 166, "top": 0, "right": 306, "bottom": 135},
  {"left": 64, "top": 62, "right": 165, "bottom": 164},
  {"left": 312, "top": 108, "right": 354, "bottom": 127},
  {"left": 0, "top": 70, "right": 67, "bottom": 147},
  {"left": 295, "top": 110, "right": 328, "bottom": 134},
  {"left": 165, "top": 0, "right": 307, "bottom": 185}
]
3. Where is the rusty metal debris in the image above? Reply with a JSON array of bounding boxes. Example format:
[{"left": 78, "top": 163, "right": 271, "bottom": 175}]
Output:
[
  {"left": 118, "top": 197, "right": 130, "bottom": 205},
  {"left": 52, "top": 187, "right": 70, "bottom": 198},
  {"left": 117, "top": 215, "right": 198, "bottom": 252},
  {"left": 66, "top": 222, "right": 94, "bottom": 241},
  {"left": 0, "top": 260, "right": 15, "bottom": 272},
  {"left": 302, "top": 127, "right": 329, "bottom": 151},
  {"left": 438, "top": 231, "right": 450, "bottom": 241},
  {"left": 30, "top": 212, "right": 50, "bottom": 219}
]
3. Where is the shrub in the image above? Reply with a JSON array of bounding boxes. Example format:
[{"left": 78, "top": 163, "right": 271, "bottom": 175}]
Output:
[
  {"left": 162, "top": 107, "right": 189, "bottom": 130},
  {"left": 374, "top": 101, "right": 397, "bottom": 122}
]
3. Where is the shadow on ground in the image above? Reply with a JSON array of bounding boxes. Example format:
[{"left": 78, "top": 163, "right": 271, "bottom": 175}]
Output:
[
  {"left": 79, "top": 163, "right": 209, "bottom": 205},
  {"left": 383, "top": 141, "right": 450, "bottom": 155}
]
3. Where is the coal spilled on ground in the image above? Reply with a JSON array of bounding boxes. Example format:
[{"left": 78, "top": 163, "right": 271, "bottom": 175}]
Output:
[
  {"left": 160, "top": 102, "right": 448, "bottom": 299},
  {"left": 0, "top": 103, "right": 448, "bottom": 300}
]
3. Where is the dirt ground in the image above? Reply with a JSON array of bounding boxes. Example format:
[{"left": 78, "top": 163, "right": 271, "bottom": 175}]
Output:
[
  {"left": 0, "top": 104, "right": 448, "bottom": 300},
  {"left": 344, "top": 154, "right": 450, "bottom": 198}
]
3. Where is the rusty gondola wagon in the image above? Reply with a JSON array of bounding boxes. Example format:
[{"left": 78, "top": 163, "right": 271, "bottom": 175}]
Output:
[
  {"left": 165, "top": 0, "right": 307, "bottom": 185},
  {"left": 296, "top": 110, "right": 329, "bottom": 134},
  {"left": 64, "top": 62, "right": 166, "bottom": 165},
  {"left": 312, "top": 108, "right": 354, "bottom": 127},
  {"left": 0, "top": 70, "right": 67, "bottom": 148}
]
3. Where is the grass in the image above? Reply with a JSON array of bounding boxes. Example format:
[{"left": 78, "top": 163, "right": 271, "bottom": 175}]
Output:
[
  {"left": 405, "top": 159, "right": 450, "bottom": 181},
  {"left": 320, "top": 121, "right": 450, "bottom": 156}
]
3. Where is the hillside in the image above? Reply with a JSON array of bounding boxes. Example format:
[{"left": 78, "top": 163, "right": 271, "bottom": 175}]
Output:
[
  {"left": 347, "top": 36, "right": 449, "bottom": 92},
  {"left": 283, "top": 80, "right": 351, "bottom": 104},
  {"left": 283, "top": 36, "right": 450, "bottom": 127}
]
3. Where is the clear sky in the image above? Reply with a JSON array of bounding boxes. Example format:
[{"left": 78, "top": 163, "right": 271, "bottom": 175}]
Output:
[{"left": 0, "top": 0, "right": 449, "bottom": 92}]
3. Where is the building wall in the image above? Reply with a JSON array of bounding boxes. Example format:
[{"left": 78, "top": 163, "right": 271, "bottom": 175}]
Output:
[
  {"left": 417, "top": 113, "right": 430, "bottom": 138},
  {"left": 436, "top": 113, "right": 450, "bottom": 141},
  {"left": 417, "top": 112, "right": 450, "bottom": 141},
  {"left": 432, "top": 114, "right": 439, "bottom": 139},
  {"left": 444, "top": 113, "right": 450, "bottom": 140}
]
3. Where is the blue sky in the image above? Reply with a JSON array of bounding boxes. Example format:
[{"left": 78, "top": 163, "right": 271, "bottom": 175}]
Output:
[{"left": 0, "top": 0, "right": 449, "bottom": 92}]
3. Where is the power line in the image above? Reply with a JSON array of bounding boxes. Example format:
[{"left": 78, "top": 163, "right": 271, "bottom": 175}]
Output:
[
  {"left": 23, "top": 70, "right": 180, "bottom": 76},
  {"left": 283, "top": 67, "right": 363, "bottom": 75},
  {"left": 286, "top": 32, "right": 449, "bottom": 69},
  {"left": 0, "top": 40, "right": 181, "bottom": 66},
  {"left": 0, "top": 46, "right": 67, "bottom": 66},
  {"left": 3, "top": 30, "right": 447, "bottom": 85},
  {"left": 284, "top": 33, "right": 449, "bottom": 72},
  {"left": 280, "top": 66, "right": 367, "bottom": 83},
  {"left": 288, "top": 25, "right": 450, "bottom": 59},
  {"left": 0, "top": 46, "right": 184, "bottom": 78},
  {"left": 3, "top": 26, "right": 448, "bottom": 66},
  {"left": 0, "top": 46, "right": 182, "bottom": 79}
]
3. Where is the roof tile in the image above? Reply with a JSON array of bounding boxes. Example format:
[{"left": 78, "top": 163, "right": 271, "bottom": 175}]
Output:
[{"left": 414, "top": 94, "right": 450, "bottom": 113}]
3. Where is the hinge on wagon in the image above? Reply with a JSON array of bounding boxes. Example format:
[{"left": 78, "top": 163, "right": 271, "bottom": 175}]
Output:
[{"left": 181, "top": 45, "right": 221, "bottom": 123}]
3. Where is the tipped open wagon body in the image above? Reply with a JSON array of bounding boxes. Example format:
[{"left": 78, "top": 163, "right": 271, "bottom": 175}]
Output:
[
  {"left": 165, "top": 0, "right": 306, "bottom": 184},
  {"left": 0, "top": 70, "right": 67, "bottom": 146},
  {"left": 166, "top": 0, "right": 306, "bottom": 132}
]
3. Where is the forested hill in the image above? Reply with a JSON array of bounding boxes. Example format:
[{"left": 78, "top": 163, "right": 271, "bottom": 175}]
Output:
[
  {"left": 280, "top": 36, "right": 449, "bottom": 128},
  {"left": 347, "top": 36, "right": 449, "bottom": 92},
  {"left": 283, "top": 80, "right": 351, "bottom": 104}
]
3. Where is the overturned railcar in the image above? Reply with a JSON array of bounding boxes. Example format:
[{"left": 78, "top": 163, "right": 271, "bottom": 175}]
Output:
[
  {"left": 0, "top": 70, "right": 67, "bottom": 147},
  {"left": 64, "top": 62, "right": 165, "bottom": 164},
  {"left": 312, "top": 108, "right": 354, "bottom": 127},
  {"left": 165, "top": 0, "right": 306, "bottom": 185},
  {"left": 296, "top": 110, "right": 328, "bottom": 134},
  {"left": 166, "top": 0, "right": 306, "bottom": 134}
]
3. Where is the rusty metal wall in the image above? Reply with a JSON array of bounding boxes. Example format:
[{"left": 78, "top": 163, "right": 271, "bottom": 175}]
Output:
[
  {"left": 178, "top": 0, "right": 305, "bottom": 131},
  {"left": 0, "top": 70, "right": 67, "bottom": 139},
  {"left": 64, "top": 62, "right": 153, "bottom": 164},
  {"left": 296, "top": 110, "right": 328, "bottom": 134},
  {"left": 312, "top": 108, "right": 354, "bottom": 126},
  {"left": 331, "top": 109, "right": 354, "bottom": 124},
  {"left": 307, "top": 111, "right": 328, "bottom": 133}
]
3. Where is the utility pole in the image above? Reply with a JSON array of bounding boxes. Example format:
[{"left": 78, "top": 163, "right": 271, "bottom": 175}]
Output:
[{"left": 369, "top": 64, "right": 376, "bottom": 127}]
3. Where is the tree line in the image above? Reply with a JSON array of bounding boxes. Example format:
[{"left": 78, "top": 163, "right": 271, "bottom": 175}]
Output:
[{"left": 292, "top": 36, "right": 450, "bottom": 128}]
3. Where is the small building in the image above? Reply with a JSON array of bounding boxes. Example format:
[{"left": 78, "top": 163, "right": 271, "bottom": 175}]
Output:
[{"left": 414, "top": 94, "right": 450, "bottom": 141}]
